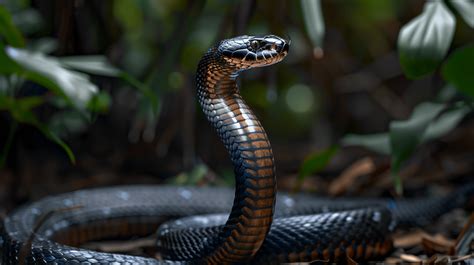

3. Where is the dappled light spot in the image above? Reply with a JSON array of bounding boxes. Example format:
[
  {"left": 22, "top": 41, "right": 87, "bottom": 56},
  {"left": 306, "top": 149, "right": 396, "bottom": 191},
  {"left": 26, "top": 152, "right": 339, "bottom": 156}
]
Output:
[{"left": 285, "top": 84, "right": 314, "bottom": 113}]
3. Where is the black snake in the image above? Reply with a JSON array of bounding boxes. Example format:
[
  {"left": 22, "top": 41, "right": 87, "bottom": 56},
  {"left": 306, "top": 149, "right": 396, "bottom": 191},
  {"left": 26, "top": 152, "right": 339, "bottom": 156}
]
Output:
[{"left": 2, "top": 35, "right": 473, "bottom": 264}]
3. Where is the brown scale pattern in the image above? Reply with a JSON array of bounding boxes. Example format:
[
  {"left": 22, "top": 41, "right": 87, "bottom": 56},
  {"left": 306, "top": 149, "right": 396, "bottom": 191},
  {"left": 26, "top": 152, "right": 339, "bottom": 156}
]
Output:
[{"left": 196, "top": 43, "right": 282, "bottom": 263}]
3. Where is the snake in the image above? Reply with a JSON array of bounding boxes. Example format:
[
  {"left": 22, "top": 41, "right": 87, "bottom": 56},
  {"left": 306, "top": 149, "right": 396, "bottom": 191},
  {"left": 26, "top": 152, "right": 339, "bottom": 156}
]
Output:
[{"left": 1, "top": 35, "right": 473, "bottom": 264}]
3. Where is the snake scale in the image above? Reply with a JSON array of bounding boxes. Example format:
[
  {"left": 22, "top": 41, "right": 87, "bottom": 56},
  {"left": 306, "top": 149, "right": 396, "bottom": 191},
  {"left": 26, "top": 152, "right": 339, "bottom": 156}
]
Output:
[{"left": 2, "top": 35, "right": 473, "bottom": 264}]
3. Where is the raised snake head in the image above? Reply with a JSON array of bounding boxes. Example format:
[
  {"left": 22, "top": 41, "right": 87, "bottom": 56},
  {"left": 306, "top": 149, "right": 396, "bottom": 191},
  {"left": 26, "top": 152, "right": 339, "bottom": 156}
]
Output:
[{"left": 217, "top": 35, "right": 290, "bottom": 70}]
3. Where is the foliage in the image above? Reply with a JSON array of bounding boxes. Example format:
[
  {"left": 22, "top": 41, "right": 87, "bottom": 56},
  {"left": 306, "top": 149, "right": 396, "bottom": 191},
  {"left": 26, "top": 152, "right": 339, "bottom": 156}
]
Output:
[
  {"left": 0, "top": 5, "right": 149, "bottom": 166},
  {"left": 398, "top": 0, "right": 455, "bottom": 79},
  {"left": 1, "top": 1, "right": 472, "bottom": 194},
  {"left": 341, "top": 0, "right": 474, "bottom": 194},
  {"left": 398, "top": 0, "right": 474, "bottom": 79},
  {"left": 168, "top": 164, "right": 209, "bottom": 186},
  {"left": 294, "top": 146, "right": 338, "bottom": 192},
  {"left": 300, "top": 0, "right": 324, "bottom": 51},
  {"left": 442, "top": 44, "right": 474, "bottom": 98}
]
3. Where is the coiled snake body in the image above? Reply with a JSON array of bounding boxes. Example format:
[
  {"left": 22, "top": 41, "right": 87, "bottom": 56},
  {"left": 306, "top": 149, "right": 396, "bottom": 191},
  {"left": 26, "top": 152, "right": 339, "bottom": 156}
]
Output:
[{"left": 2, "top": 35, "right": 473, "bottom": 264}]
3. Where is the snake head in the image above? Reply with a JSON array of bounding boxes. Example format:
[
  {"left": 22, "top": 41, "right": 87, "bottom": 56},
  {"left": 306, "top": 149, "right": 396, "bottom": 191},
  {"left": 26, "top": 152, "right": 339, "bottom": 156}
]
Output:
[{"left": 218, "top": 35, "right": 289, "bottom": 70}]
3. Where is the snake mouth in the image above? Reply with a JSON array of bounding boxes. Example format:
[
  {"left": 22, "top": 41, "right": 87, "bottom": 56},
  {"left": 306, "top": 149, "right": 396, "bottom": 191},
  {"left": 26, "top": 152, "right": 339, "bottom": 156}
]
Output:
[
  {"left": 272, "top": 36, "right": 290, "bottom": 54},
  {"left": 280, "top": 42, "right": 289, "bottom": 56},
  {"left": 252, "top": 35, "right": 289, "bottom": 63}
]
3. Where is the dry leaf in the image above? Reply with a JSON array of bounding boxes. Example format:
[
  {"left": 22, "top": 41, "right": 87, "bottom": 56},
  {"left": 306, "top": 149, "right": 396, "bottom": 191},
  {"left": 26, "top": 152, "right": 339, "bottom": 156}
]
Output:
[
  {"left": 400, "top": 253, "right": 423, "bottom": 263},
  {"left": 422, "top": 233, "right": 455, "bottom": 255},
  {"left": 394, "top": 230, "right": 427, "bottom": 248}
]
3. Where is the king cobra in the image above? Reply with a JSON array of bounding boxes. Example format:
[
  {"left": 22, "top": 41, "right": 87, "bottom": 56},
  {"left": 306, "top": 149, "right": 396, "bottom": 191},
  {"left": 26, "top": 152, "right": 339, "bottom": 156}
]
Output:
[{"left": 2, "top": 35, "right": 473, "bottom": 264}]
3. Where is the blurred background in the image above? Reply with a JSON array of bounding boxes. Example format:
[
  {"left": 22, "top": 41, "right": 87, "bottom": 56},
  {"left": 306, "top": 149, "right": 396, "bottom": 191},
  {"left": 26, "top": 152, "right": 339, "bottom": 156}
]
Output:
[{"left": 1, "top": 0, "right": 474, "bottom": 213}]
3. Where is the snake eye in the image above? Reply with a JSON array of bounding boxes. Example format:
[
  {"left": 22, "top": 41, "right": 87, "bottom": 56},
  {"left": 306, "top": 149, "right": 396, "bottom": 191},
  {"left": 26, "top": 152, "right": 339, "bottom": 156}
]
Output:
[{"left": 250, "top": 40, "right": 259, "bottom": 50}]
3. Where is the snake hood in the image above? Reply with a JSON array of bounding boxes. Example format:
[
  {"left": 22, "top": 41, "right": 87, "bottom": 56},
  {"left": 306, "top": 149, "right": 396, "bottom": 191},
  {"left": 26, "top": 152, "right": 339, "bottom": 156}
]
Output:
[{"left": 213, "top": 35, "right": 290, "bottom": 71}]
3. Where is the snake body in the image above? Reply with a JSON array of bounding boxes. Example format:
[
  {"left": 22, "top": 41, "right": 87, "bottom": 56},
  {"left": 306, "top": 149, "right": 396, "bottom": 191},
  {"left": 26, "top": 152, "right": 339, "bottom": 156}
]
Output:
[{"left": 2, "top": 35, "right": 473, "bottom": 264}]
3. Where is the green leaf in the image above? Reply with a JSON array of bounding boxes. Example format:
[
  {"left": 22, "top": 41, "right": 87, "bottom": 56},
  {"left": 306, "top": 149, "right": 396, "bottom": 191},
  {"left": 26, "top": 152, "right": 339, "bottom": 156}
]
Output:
[
  {"left": 442, "top": 44, "right": 474, "bottom": 98},
  {"left": 36, "top": 123, "right": 76, "bottom": 164},
  {"left": 422, "top": 103, "right": 470, "bottom": 141},
  {"left": 436, "top": 84, "right": 458, "bottom": 102},
  {"left": 341, "top": 133, "right": 390, "bottom": 155},
  {"left": 5, "top": 46, "right": 98, "bottom": 108},
  {"left": 0, "top": 95, "right": 44, "bottom": 113},
  {"left": 341, "top": 100, "right": 470, "bottom": 194},
  {"left": 168, "top": 164, "right": 209, "bottom": 185},
  {"left": 87, "top": 91, "right": 111, "bottom": 113},
  {"left": 294, "top": 146, "right": 338, "bottom": 191},
  {"left": 0, "top": 5, "right": 24, "bottom": 47},
  {"left": 60, "top": 56, "right": 121, "bottom": 77},
  {"left": 301, "top": 0, "right": 325, "bottom": 52},
  {"left": 60, "top": 55, "right": 158, "bottom": 110},
  {"left": 398, "top": 0, "right": 455, "bottom": 79},
  {"left": 389, "top": 102, "right": 445, "bottom": 172},
  {"left": 29, "top": 38, "right": 58, "bottom": 54},
  {"left": 0, "top": 95, "right": 75, "bottom": 163},
  {"left": 0, "top": 43, "right": 21, "bottom": 73},
  {"left": 49, "top": 110, "right": 89, "bottom": 138},
  {"left": 390, "top": 102, "right": 467, "bottom": 195},
  {"left": 450, "top": 0, "right": 474, "bottom": 28}
]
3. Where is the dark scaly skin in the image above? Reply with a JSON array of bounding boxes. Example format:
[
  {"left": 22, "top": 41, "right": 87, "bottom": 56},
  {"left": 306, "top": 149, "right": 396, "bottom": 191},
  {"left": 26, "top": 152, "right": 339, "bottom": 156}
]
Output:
[
  {"left": 2, "top": 185, "right": 473, "bottom": 264},
  {"left": 1, "top": 35, "right": 474, "bottom": 264},
  {"left": 158, "top": 208, "right": 394, "bottom": 264},
  {"left": 195, "top": 35, "right": 289, "bottom": 263}
]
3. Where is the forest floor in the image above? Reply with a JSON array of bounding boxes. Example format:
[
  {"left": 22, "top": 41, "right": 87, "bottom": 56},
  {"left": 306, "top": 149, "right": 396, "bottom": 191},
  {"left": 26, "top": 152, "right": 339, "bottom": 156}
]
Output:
[{"left": 1, "top": 121, "right": 473, "bottom": 264}]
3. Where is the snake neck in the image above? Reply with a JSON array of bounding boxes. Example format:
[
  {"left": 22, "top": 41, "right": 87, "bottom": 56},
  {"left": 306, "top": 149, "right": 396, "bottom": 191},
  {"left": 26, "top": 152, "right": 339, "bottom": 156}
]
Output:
[{"left": 196, "top": 48, "right": 277, "bottom": 263}]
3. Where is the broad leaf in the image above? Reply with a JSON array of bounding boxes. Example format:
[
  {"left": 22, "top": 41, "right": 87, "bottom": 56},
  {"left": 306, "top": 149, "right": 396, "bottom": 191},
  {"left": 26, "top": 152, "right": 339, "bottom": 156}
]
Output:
[
  {"left": 341, "top": 133, "right": 390, "bottom": 155},
  {"left": 398, "top": 0, "right": 455, "bottom": 78},
  {"left": 5, "top": 47, "right": 98, "bottom": 108},
  {"left": 0, "top": 95, "right": 44, "bottom": 113},
  {"left": 0, "top": 43, "right": 21, "bottom": 73},
  {"left": 389, "top": 102, "right": 444, "bottom": 194},
  {"left": 49, "top": 110, "right": 89, "bottom": 138},
  {"left": 294, "top": 146, "right": 338, "bottom": 191},
  {"left": 342, "top": 100, "right": 470, "bottom": 194},
  {"left": 436, "top": 84, "right": 458, "bottom": 102},
  {"left": 60, "top": 56, "right": 121, "bottom": 77},
  {"left": 450, "top": 0, "right": 474, "bottom": 28},
  {"left": 0, "top": 5, "right": 24, "bottom": 47},
  {"left": 422, "top": 103, "right": 470, "bottom": 141},
  {"left": 389, "top": 102, "right": 445, "bottom": 173},
  {"left": 35, "top": 122, "right": 76, "bottom": 164},
  {"left": 87, "top": 91, "right": 111, "bottom": 113},
  {"left": 301, "top": 0, "right": 325, "bottom": 50},
  {"left": 61, "top": 55, "right": 157, "bottom": 109},
  {"left": 0, "top": 95, "right": 75, "bottom": 163},
  {"left": 442, "top": 44, "right": 474, "bottom": 98}
]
